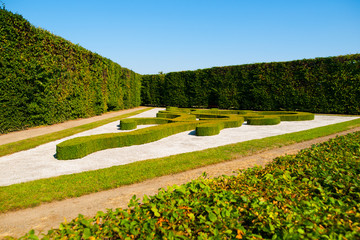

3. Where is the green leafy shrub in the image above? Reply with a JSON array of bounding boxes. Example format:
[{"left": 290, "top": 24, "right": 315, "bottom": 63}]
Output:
[
  {"left": 0, "top": 8, "right": 141, "bottom": 133},
  {"left": 142, "top": 54, "right": 360, "bottom": 114},
  {"left": 24, "top": 131, "right": 360, "bottom": 239}
]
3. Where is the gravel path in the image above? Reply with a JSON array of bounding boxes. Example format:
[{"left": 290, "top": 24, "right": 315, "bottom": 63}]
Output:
[{"left": 0, "top": 109, "right": 358, "bottom": 186}]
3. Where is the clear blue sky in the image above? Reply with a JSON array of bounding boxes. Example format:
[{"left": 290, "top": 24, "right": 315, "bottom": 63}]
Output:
[{"left": 4, "top": 0, "right": 360, "bottom": 74}]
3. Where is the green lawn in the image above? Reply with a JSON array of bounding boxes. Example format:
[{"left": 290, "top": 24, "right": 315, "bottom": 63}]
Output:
[{"left": 0, "top": 116, "right": 359, "bottom": 213}]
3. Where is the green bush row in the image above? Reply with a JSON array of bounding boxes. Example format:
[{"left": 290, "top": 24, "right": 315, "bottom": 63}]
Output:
[
  {"left": 196, "top": 122, "right": 224, "bottom": 136},
  {"left": 196, "top": 114, "right": 245, "bottom": 136},
  {"left": 119, "top": 119, "right": 138, "bottom": 130},
  {"left": 26, "top": 131, "right": 360, "bottom": 239},
  {"left": 257, "top": 111, "right": 315, "bottom": 121},
  {"left": 0, "top": 8, "right": 141, "bottom": 133},
  {"left": 56, "top": 121, "right": 198, "bottom": 160},
  {"left": 119, "top": 118, "right": 169, "bottom": 130},
  {"left": 188, "top": 108, "right": 314, "bottom": 122},
  {"left": 247, "top": 116, "right": 281, "bottom": 125},
  {"left": 56, "top": 110, "right": 240, "bottom": 159},
  {"left": 56, "top": 108, "right": 312, "bottom": 159},
  {"left": 141, "top": 54, "right": 360, "bottom": 114}
]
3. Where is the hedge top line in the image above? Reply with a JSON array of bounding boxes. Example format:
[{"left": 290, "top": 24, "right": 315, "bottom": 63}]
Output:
[
  {"left": 143, "top": 54, "right": 360, "bottom": 75},
  {"left": 163, "top": 106, "right": 314, "bottom": 120},
  {"left": 56, "top": 107, "right": 314, "bottom": 160}
]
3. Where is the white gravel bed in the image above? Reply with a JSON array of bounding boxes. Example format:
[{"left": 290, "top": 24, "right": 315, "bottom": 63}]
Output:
[{"left": 0, "top": 108, "right": 358, "bottom": 186}]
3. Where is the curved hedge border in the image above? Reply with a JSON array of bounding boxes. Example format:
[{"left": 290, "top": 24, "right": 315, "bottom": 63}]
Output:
[
  {"left": 247, "top": 116, "right": 281, "bottom": 125},
  {"left": 56, "top": 108, "right": 313, "bottom": 160},
  {"left": 119, "top": 119, "right": 137, "bottom": 130},
  {"left": 56, "top": 121, "right": 198, "bottom": 160},
  {"left": 119, "top": 118, "right": 169, "bottom": 130},
  {"left": 196, "top": 122, "right": 224, "bottom": 136}
]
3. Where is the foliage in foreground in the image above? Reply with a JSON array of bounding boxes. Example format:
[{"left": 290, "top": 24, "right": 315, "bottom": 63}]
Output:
[{"left": 20, "top": 131, "right": 360, "bottom": 239}]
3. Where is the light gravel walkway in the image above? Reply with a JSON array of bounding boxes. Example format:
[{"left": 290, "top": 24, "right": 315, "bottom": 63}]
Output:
[{"left": 0, "top": 108, "right": 358, "bottom": 186}]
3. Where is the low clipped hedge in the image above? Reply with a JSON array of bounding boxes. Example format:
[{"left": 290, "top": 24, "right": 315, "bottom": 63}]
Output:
[
  {"left": 120, "top": 118, "right": 169, "bottom": 130},
  {"left": 196, "top": 122, "right": 224, "bottom": 136},
  {"left": 258, "top": 111, "right": 315, "bottom": 121},
  {"left": 56, "top": 108, "right": 312, "bottom": 160},
  {"left": 119, "top": 119, "right": 137, "bottom": 130},
  {"left": 56, "top": 121, "right": 198, "bottom": 160},
  {"left": 26, "top": 131, "right": 360, "bottom": 239},
  {"left": 166, "top": 106, "right": 191, "bottom": 113},
  {"left": 247, "top": 116, "right": 281, "bottom": 125},
  {"left": 190, "top": 108, "right": 314, "bottom": 122},
  {"left": 156, "top": 111, "right": 196, "bottom": 122}
]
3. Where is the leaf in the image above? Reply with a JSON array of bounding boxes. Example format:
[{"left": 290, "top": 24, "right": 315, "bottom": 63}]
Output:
[
  {"left": 236, "top": 229, "right": 244, "bottom": 239},
  {"left": 208, "top": 212, "right": 217, "bottom": 222},
  {"left": 297, "top": 228, "right": 305, "bottom": 234},
  {"left": 151, "top": 206, "right": 160, "bottom": 217},
  {"left": 83, "top": 228, "right": 91, "bottom": 239}
]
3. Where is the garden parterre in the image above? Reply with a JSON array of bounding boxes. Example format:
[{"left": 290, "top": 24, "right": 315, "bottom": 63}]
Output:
[
  {"left": 0, "top": 108, "right": 358, "bottom": 186},
  {"left": 19, "top": 131, "right": 360, "bottom": 239}
]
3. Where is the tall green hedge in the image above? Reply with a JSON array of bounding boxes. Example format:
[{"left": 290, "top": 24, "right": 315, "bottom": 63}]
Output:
[
  {"left": 141, "top": 54, "right": 360, "bottom": 114},
  {"left": 0, "top": 8, "right": 141, "bottom": 133}
]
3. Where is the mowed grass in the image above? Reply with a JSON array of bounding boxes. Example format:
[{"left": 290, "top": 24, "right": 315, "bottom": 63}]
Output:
[
  {"left": 0, "top": 108, "right": 153, "bottom": 157},
  {"left": 0, "top": 117, "right": 359, "bottom": 213}
]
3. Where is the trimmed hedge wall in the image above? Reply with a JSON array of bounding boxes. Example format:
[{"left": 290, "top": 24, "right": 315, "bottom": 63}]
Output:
[
  {"left": 0, "top": 8, "right": 141, "bottom": 133},
  {"left": 141, "top": 54, "right": 360, "bottom": 114}
]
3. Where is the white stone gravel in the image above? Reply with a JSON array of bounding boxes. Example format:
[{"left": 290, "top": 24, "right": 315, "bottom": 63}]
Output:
[{"left": 0, "top": 108, "right": 358, "bottom": 186}]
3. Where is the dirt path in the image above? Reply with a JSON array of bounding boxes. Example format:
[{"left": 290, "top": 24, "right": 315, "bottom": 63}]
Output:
[
  {"left": 0, "top": 107, "right": 148, "bottom": 145},
  {"left": 1, "top": 127, "right": 359, "bottom": 239}
]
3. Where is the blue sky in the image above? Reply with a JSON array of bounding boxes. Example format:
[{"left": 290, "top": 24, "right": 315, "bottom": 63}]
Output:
[{"left": 4, "top": 0, "right": 360, "bottom": 74}]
